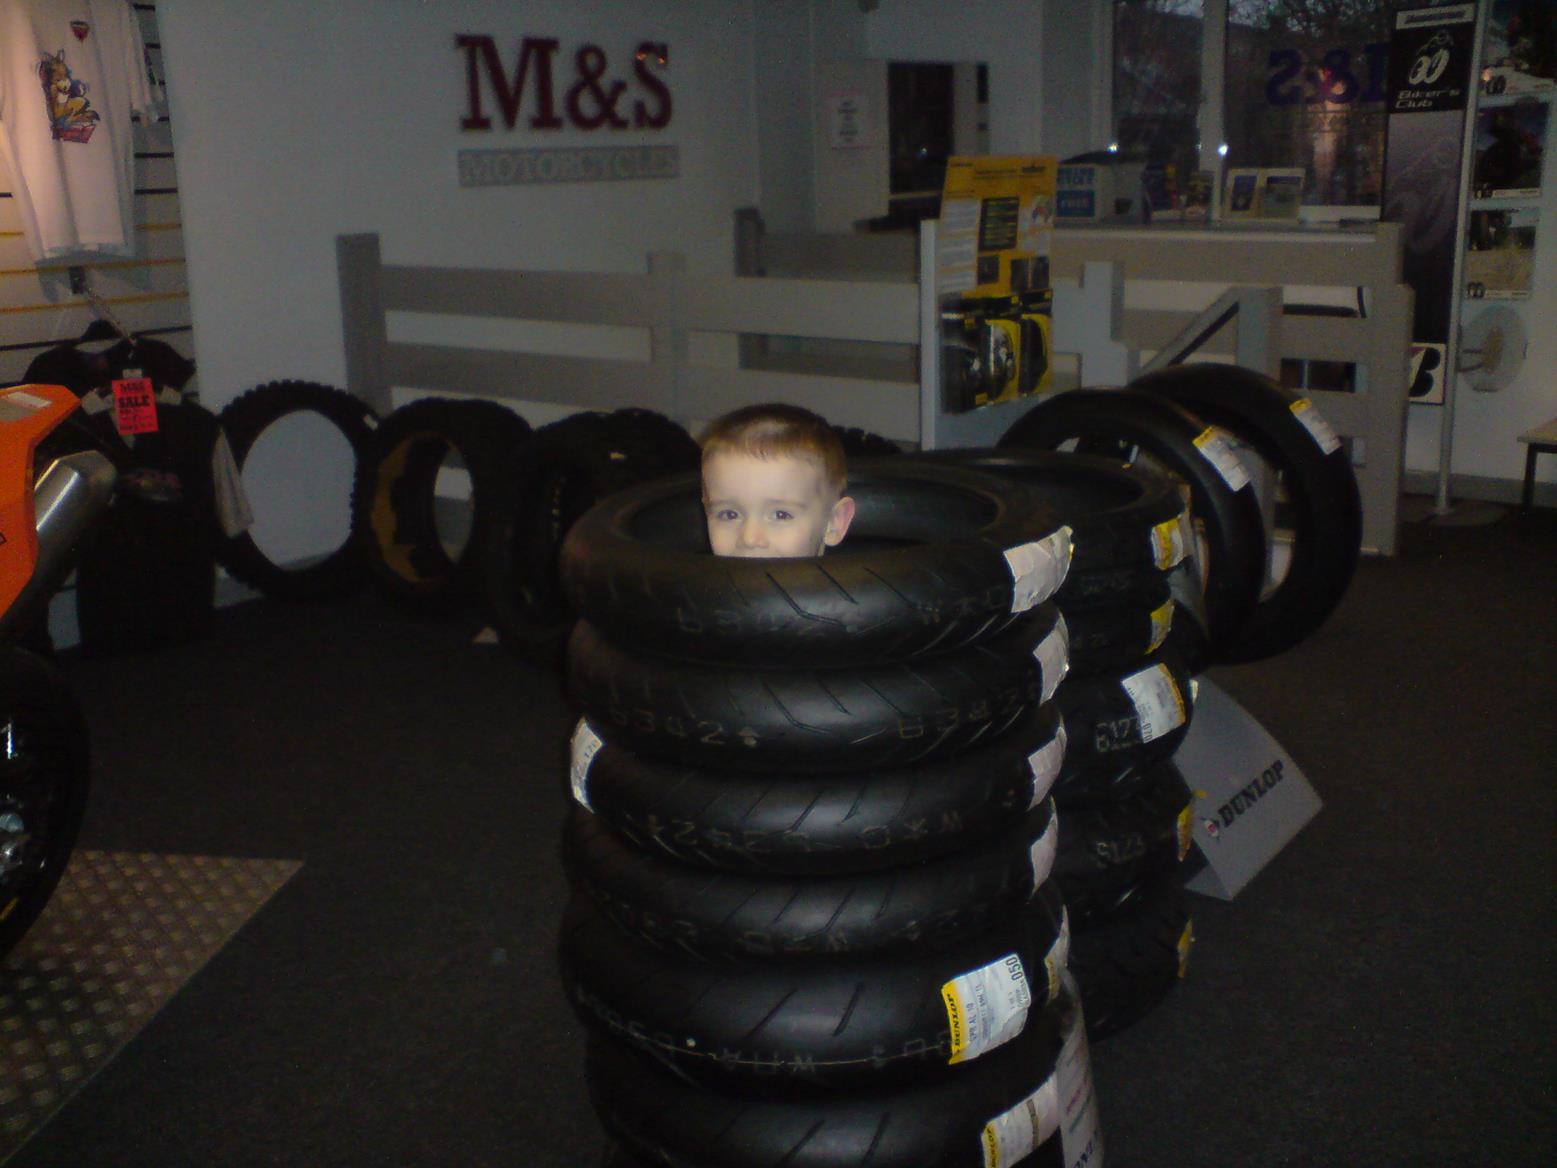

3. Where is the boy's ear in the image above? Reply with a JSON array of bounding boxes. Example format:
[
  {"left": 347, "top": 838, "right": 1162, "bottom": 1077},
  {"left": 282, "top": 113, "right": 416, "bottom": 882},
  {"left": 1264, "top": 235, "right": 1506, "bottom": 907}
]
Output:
[{"left": 823, "top": 495, "right": 856, "bottom": 547}]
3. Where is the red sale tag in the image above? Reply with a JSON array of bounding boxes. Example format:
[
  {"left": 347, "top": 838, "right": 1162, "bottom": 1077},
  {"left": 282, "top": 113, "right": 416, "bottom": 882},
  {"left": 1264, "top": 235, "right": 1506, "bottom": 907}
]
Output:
[{"left": 111, "top": 377, "right": 159, "bottom": 435}]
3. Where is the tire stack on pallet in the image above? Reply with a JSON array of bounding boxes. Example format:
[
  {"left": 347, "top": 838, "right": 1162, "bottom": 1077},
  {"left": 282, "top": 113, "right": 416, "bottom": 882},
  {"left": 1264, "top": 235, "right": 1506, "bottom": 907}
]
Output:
[
  {"left": 911, "top": 449, "right": 1201, "bottom": 1040},
  {"left": 556, "top": 461, "right": 1106, "bottom": 1168}
]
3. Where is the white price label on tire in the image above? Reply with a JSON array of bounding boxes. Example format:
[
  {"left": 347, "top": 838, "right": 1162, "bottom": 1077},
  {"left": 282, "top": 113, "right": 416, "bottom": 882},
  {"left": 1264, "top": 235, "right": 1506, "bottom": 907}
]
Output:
[
  {"left": 569, "top": 719, "right": 604, "bottom": 809},
  {"left": 1147, "top": 599, "right": 1175, "bottom": 653},
  {"left": 1120, "top": 663, "right": 1186, "bottom": 743},
  {"left": 1149, "top": 514, "right": 1189, "bottom": 570},
  {"left": 980, "top": 1069, "right": 1060, "bottom": 1168},
  {"left": 1032, "top": 615, "right": 1069, "bottom": 703},
  {"left": 1004, "top": 526, "right": 1073, "bottom": 613},
  {"left": 1026, "top": 724, "right": 1066, "bottom": 810},
  {"left": 1042, "top": 907, "right": 1071, "bottom": 1002},
  {"left": 943, "top": 953, "right": 1032, "bottom": 1065},
  {"left": 1193, "top": 426, "right": 1252, "bottom": 491},
  {"left": 1291, "top": 397, "right": 1342, "bottom": 454},
  {"left": 1028, "top": 812, "right": 1059, "bottom": 888}
]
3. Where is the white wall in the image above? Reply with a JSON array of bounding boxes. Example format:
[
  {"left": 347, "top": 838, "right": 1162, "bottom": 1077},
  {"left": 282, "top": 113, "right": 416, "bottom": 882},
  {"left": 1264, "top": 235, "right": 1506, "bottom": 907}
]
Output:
[{"left": 158, "top": 0, "right": 759, "bottom": 405}]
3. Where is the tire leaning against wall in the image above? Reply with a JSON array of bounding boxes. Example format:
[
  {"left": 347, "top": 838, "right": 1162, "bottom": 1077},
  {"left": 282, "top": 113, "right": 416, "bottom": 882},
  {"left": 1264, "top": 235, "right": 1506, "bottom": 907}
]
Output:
[
  {"left": 565, "top": 605, "right": 1064, "bottom": 776},
  {"left": 215, "top": 380, "right": 378, "bottom": 601},
  {"left": 567, "top": 702, "right": 1066, "bottom": 875},
  {"left": 1128, "top": 362, "right": 1362, "bottom": 661},
  {"left": 484, "top": 412, "right": 642, "bottom": 666},
  {"left": 559, "top": 461, "right": 1073, "bottom": 669},
  {"left": 352, "top": 397, "right": 531, "bottom": 609},
  {"left": 998, "top": 388, "right": 1266, "bottom": 662}
]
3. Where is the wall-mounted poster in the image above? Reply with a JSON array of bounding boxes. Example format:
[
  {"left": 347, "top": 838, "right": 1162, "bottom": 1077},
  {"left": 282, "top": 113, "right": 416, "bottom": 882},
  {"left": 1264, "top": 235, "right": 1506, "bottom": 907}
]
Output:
[
  {"left": 1472, "top": 101, "right": 1549, "bottom": 197},
  {"left": 1382, "top": 3, "right": 1480, "bottom": 404},
  {"left": 1481, "top": 0, "right": 1557, "bottom": 95},
  {"left": 1464, "top": 207, "right": 1540, "bottom": 298}
]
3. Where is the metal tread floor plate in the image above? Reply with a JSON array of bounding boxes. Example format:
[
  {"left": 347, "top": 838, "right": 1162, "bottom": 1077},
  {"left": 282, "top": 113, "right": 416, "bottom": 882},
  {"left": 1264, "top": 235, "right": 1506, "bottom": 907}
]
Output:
[{"left": 0, "top": 850, "right": 302, "bottom": 1163}]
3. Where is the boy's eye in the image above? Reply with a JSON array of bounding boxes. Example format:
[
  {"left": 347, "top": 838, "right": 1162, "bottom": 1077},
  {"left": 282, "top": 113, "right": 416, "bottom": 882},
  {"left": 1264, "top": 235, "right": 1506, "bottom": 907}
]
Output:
[
  {"left": 713, "top": 508, "right": 738, "bottom": 521},
  {"left": 773, "top": 510, "right": 794, "bottom": 522}
]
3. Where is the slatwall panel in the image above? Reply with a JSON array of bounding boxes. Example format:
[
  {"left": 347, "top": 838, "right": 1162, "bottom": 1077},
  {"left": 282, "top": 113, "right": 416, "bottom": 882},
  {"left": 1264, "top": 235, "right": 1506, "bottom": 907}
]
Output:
[{"left": 0, "top": 3, "right": 194, "bottom": 386}]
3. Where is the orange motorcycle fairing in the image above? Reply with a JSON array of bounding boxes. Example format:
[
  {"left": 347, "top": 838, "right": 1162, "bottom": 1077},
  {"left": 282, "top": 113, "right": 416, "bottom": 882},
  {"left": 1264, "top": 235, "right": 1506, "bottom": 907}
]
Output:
[{"left": 0, "top": 384, "right": 81, "bottom": 617}]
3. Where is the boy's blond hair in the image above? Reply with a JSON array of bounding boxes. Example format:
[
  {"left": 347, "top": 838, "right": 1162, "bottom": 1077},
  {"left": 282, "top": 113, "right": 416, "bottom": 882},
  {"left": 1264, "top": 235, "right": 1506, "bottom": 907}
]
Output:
[{"left": 699, "top": 403, "right": 846, "bottom": 496}]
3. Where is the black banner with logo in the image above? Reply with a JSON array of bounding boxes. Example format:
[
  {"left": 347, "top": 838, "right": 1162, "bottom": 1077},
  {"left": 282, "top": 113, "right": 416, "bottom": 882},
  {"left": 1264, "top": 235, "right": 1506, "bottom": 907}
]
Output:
[{"left": 1381, "top": 4, "right": 1479, "bottom": 403}]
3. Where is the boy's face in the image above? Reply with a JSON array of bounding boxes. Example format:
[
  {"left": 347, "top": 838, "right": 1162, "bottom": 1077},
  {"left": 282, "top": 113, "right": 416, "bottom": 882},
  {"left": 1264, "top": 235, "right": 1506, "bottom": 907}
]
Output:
[{"left": 702, "top": 451, "right": 855, "bottom": 558}]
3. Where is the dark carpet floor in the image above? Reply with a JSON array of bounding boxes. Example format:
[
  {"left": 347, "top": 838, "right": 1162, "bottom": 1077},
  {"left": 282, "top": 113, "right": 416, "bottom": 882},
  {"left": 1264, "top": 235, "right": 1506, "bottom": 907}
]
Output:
[{"left": 8, "top": 504, "right": 1555, "bottom": 1168}]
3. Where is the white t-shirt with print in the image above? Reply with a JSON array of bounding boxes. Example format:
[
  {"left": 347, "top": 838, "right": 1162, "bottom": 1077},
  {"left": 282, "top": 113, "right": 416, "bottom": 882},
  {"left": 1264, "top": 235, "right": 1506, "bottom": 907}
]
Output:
[{"left": 0, "top": 0, "right": 158, "bottom": 260}]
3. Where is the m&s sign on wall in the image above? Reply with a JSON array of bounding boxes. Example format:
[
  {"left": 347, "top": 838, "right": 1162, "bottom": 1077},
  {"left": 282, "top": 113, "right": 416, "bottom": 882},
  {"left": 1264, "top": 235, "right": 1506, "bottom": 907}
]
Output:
[
  {"left": 456, "top": 36, "right": 672, "bottom": 132},
  {"left": 455, "top": 35, "right": 678, "bottom": 187}
]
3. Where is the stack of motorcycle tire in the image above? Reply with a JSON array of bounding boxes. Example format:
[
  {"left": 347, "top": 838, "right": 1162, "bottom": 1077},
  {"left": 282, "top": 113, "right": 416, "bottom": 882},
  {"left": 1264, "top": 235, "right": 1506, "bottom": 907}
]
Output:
[
  {"left": 982, "top": 364, "right": 1362, "bottom": 1035},
  {"left": 909, "top": 448, "right": 1201, "bottom": 1041},
  {"left": 556, "top": 460, "right": 1105, "bottom": 1168}
]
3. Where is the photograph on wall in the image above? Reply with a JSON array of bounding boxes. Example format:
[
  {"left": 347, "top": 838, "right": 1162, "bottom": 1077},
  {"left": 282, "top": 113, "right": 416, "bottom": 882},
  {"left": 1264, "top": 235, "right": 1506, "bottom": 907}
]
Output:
[
  {"left": 1224, "top": 168, "right": 1261, "bottom": 218},
  {"left": 1481, "top": 0, "right": 1557, "bottom": 95},
  {"left": 1472, "top": 101, "right": 1549, "bottom": 197},
  {"left": 1464, "top": 207, "right": 1540, "bottom": 298},
  {"left": 1257, "top": 169, "right": 1305, "bottom": 218}
]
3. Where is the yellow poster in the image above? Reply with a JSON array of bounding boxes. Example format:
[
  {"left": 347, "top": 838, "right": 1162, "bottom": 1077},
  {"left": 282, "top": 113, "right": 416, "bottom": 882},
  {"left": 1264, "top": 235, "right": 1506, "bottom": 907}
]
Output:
[
  {"left": 937, "top": 155, "right": 1056, "bottom": 298},
  {"left": 938, "top": 155, "right": 1057, "bottom": 410}
]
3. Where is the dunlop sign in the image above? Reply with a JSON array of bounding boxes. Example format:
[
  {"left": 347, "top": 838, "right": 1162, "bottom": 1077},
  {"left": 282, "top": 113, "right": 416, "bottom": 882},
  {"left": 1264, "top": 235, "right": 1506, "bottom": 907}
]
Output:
[{"left": 458, "top": 145, "right": 679, "bottom": 187}]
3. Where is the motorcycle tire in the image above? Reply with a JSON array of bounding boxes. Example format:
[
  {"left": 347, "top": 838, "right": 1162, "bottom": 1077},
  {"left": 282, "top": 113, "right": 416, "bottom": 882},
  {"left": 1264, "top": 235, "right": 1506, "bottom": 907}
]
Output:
[
  {"left": 1128, "top": 363, "right": 1362, "bottom": 661},
  {"left": 567, "top": 704, "right": 1065, "bottom": 876},
  {"left": 564, "top": 799, "right": 1057, "bottom": 961},
  {"left": 560, "top": 882, "right": 1070, "bottom": 1089},
  {"left": 0, "top": 648, "right": 90, "bottom": 959},
  {"left": 352, "top": 396, "right": 531, "bottom": 609},
  {"left": 998, "top": 388, "right": 1265, "bottom": 663},
  {"left": 215, "top": 380, "right": 378, "bottom": 600},
  {"left": 559, "top": 461, "right": 1071, "bottom": 669},
  {"left": 565, "top": 607, "right": 1060, "bottom": 776}
]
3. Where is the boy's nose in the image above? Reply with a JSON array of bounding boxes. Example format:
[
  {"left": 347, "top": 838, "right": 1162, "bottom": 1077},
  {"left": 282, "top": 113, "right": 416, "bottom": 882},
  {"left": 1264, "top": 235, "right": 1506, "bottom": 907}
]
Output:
[{"left": 739, "top": 517, "right": 766, "bottom": 548}]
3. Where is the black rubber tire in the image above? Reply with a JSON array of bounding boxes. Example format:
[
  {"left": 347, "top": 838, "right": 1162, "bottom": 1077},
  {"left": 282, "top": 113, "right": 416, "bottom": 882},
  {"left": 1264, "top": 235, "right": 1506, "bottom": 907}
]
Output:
[
  {"left": 565, "top": 607, "right": 1060, "bottom": 776},
  {"left": 910, "top": 447, "right": 1189, "bottom": 608},
  {"left": 1071, "top": 870, "right": 1193, "bottom": 1040},
  {"left": 215, "top": 380, "right": 378, "bottom": 601},
  {"left": 484, "top": 412, "right": 641, "bottom": 666},
  {"left": 0, "top": 648, "right": 90, "bottom": 959},
  {"left": 565, "top": 799, "right": 1057, "bottom": 961},
  {"left": 352, "top": 397, "right": 531, "bottom": 609},
  {"left": 588, "top": 987, "right": 1089, "bottom": 1168},
  {"left": 1052, "top": 758, "right": 1165, "bottom": 810},
  {"left": 998, "top": 388, "right": 1266, "bottom": 662},
  {"left": 604, "top": 408, "right": 702, "bottom": 481},
  {"left": 559, "top": 461, "right": 1071, "bottom": 668},
  {"left": 560, "top": 882, "right": 1070, "bottom": 1089},
  {"left": 1054, "top": 761, "right": 1192, "bottom": 924},
  {"left": 832, "top": 426, "right": 903, "bottom": 458},
  {"left": 1054, "top": 645, "right": 1194, "bottom": 780},
  {"left": 1128, "top": 363, "right": 1362, "bottom": 661},
  {"left": 1059, "top": 570, "right": 1175, "bottom": 678},
  {"left": 568, "top": 704, "right": 1065, "bottom": 875}
]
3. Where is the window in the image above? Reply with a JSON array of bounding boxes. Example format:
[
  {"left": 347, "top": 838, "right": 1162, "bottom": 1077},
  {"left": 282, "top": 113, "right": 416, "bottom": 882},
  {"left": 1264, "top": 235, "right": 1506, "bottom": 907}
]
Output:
[
  {"left": 1112, "top": 0, "right": 1204, "bottom": 175},
  {"left": 1113, "top": 0, "right": 1429, "bottom": 211}
]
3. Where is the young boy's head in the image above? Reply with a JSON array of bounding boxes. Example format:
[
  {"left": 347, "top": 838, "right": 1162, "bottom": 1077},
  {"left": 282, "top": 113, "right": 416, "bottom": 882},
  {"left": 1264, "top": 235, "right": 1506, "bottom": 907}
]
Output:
[{"left": 700, "top": 403, "right": 855, "bottom": 558}]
